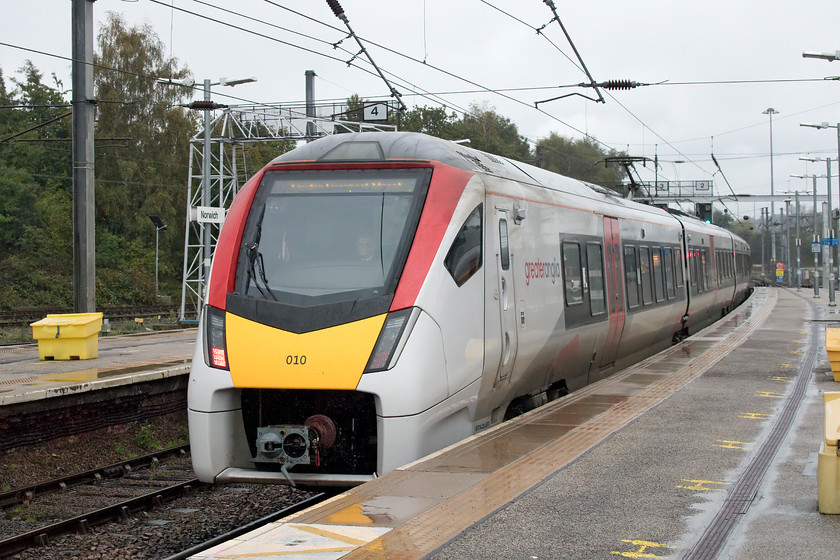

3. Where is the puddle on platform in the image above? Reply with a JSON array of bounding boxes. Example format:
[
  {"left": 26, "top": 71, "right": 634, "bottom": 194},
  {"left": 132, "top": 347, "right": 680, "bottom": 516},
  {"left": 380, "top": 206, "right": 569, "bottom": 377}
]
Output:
[{"left": 23, "top": 358, "right": 190, "bottom": 386}]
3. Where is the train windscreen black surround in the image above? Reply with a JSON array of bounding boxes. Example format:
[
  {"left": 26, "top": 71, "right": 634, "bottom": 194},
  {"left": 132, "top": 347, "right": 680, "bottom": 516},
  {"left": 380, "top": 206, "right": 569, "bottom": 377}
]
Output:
[{"left": 231, "top": 168, "right": 432, "bottom": 332}]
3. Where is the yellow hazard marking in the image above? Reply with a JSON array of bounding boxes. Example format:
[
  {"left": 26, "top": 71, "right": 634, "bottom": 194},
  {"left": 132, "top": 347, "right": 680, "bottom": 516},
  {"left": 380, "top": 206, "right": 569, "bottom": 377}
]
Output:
[
  {"left": 792, "top": 340, "right": 806, "bottom": 343},
  {"left": 756, "top": 391, "right": 784, "bottom": 398},
  {"left": 779, "top": 363, "right": 793, "bottom": 368},
  {"left": 211, "top": 523, "right": 391, "bottom": 559},
  {"left": 789, "top": 350, "right": 802, "bottom": 355},
  {"left": 288, "top": 525, "right": 369, "bottom": 546},
  {"left": 770, "top": 375, "right": 792, "bottom": 381},
  {"left": 218, "top": 547, "right": 357, "bottom": 558},
  {"left": 714, "top": 440, "right": 751, "bottom": 449},
  {"left": 738, "top": 412, "right": 772, "bottom": 420},
  {"left": 324, "top": 503, "right": 373, "bottom": 525},
  {"left": 677, "top": 479, "right": 730, "bottom": 492},
  {"left": 610, "top": 539, "right": 675, "bottom": 558}
]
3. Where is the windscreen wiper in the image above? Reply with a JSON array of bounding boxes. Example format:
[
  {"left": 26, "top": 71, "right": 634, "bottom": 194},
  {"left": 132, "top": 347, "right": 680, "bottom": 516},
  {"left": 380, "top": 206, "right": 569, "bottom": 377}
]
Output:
[
  {"left": 244, "top": 204, "right": 276, "bottom": 301},
  {"left": 246, "top": 242, "right": 277, "bottom": 301}
]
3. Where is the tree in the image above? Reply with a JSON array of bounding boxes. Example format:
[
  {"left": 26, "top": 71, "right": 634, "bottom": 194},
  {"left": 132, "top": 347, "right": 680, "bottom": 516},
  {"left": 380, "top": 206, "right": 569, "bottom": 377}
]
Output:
[
  {"left": 536, "top": 132, "right": 627, "bottom": 187},
  {"left": 93, "top": 11, "right": 196, "bottom": 303},
  {"left": 712, "top": 209, "right": 734, "bottom": 229},
  {"left": 344, "top": 93, "right": 365, "bottom": 123},
  {"left": 0, "top": 63, "right": 73, "bottom": 309},
  {"left": 451, "top": 102, "right": 531, "bottom": 162},
  {"left": 399, "top": 106, "right": 458, "bottom": 138}
]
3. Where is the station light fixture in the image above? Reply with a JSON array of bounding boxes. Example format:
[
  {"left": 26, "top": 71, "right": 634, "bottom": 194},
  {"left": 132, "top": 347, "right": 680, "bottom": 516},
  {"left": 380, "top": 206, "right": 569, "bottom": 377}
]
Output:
[{"left": 803, "top": 50, "right": 840, "bottom": 62}]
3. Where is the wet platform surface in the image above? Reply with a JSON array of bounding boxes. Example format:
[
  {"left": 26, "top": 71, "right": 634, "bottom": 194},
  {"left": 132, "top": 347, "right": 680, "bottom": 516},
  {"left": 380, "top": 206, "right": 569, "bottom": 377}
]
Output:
[
  {"left": 191, "top": 287, "right": 840, "bottom": 559},
  {"left": 0, "top": 330, "right": 195, "bottom": 405}
]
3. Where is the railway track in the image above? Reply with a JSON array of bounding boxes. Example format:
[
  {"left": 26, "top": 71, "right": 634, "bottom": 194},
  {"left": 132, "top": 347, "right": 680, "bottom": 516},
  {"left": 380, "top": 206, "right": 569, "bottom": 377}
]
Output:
[
  {"left": 0, "top": 442, "right": 323, "bottom": 559},
  {"left": 0, "top": 305, "right": 181, "bottom": 329},
  {"left": 0, "top": 445, "right": 204, "bottom": 558}
]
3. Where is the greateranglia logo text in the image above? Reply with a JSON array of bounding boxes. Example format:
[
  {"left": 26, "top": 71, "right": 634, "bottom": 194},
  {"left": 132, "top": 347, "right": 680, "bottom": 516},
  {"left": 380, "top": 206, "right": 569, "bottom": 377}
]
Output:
[{"left": 524, "top": 257, "right": 561, "bottom": 286}]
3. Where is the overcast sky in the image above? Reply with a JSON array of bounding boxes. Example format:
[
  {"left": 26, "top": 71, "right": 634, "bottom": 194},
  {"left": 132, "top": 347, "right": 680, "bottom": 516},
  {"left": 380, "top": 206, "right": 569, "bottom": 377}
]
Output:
[{"left": 4, "top": 0, "right": 840, "bottom": 220}]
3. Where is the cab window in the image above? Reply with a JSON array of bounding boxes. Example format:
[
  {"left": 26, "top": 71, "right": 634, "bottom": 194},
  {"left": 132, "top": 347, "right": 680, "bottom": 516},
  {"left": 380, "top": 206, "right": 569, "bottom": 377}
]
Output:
[{"left": 444, "top": 205, "right": 483, "bottom": 287}]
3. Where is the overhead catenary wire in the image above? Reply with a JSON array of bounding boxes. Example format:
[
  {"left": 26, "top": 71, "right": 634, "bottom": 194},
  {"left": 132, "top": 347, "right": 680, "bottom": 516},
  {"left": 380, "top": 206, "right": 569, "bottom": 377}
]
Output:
[
  {"left": 0, "top": 111, "right": 71, "bottom": 143},
  {"left": 538, "top": 0, "right": 604, "bottom": 104},
  {"left": 173, "top": 0, "right": 594, "bottom": 148},
  {"left": 4, "top": 2, "right": 817, "bottom": 187},
  {"left": 324, "top": 0, "right": 406, "bottom": 112},
  {"left": 471, "top": 2, "right": 712, "bottom": 180},
  {"left": 255, "top": 0, "right": 591, "bottom": 142}
]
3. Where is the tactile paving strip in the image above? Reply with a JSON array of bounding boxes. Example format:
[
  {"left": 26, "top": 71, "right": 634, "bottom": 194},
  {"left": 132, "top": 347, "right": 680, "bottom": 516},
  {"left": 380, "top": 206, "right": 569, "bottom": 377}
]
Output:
[
  {"left": 332, "top": 291, "right": 778, "bottom": 559},
  {"left": 682, "top": 290, "right": 817, "bottom": 560}
]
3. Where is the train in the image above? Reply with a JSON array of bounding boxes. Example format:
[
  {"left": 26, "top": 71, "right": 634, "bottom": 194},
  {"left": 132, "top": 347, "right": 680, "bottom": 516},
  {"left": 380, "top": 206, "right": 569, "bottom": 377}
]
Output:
[{"left": 187, "top": 131, "right": 752, "bottom": 487}]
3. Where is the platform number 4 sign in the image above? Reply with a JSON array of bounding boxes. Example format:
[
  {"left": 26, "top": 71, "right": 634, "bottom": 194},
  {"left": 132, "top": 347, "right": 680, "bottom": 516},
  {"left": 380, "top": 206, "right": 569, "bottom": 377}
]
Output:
[{"left": 363, "top": 102, "right": 388, "bottom": 121}]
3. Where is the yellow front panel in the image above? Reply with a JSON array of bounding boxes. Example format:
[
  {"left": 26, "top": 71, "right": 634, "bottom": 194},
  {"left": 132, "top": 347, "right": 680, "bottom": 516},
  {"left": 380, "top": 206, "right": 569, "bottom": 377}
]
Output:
[{"left": 226, "top": 312, "right": 387, "bottom": 390}]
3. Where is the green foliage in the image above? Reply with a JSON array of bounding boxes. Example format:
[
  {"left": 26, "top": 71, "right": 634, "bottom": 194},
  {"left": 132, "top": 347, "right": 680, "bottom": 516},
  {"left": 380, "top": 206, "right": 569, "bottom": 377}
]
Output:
[
  {"left": 93, "top": 12, "right": 196, "bottom": 303},
  {"left": 712, "top": 209, "right": 734, "bottom": 229},
  {"left": 536, "top": 132, "right": 627, "bottom": 187},
  {"left": 0, "top": 12, "right": 198, "bottom": 310},
  {"left": 0, "top": 63, "right": 73, "bottom": 310},
  {"left": 454, "top": 103, "right": 531, "bottom": 161},
  {"left": 399, "top": 106, "right": 458, "bottom": 138},
  {"left": 398, "top": 101, "right": 623, "bottom": 185},
  {"left": 345, "top": 93, "right": 365, "bottom": 122},
  {"left": 135, "top": 423, "right": 162, "bottom": 449},
  {"left": 398, "top": 101, "right": 531, "bottom": 162},
  {"left": 238, "top": 119, "right": 296, "bottom": 173}
]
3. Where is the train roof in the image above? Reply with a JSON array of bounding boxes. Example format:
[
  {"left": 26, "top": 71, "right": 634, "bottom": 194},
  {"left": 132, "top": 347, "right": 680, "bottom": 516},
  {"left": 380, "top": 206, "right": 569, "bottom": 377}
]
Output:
[
  {"left": 270, "top": 132, "right": 746, "bottom": 246},
  {"left": 274, "top": 133, "right": 620, "bottom": 193}
]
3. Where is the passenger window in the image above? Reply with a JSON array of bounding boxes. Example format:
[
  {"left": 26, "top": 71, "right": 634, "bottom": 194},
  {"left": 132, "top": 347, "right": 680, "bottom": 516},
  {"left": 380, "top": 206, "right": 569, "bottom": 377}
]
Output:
[
  {"left": 587, "top": 243, "right": 606, "bottom": 316},
  {"left": 563, "top": 242, "right": 583, "bottom": 306},
  {"left": 624, "top": 246, "right": 640, "bottom": 309},
  {"left": 653, "top": 248, "right": 665, "bottom": 302},
  {"left": 640, "top": 247, "right": 653, "bottom": 305},
  {"left": 664, "top": 248, "right": 675, "bottom": 299},
  {"left": 692, "top": 251, "right": 702, "bottom": 293},
  {"left": 444, "top": 205, "right": 483, "bottom": 287},
  {"left": 499, "top": 219, "right": 510, "bottom": 271},
  {"left": 675, "top": 249, "right": 684, "bottom": 288}
]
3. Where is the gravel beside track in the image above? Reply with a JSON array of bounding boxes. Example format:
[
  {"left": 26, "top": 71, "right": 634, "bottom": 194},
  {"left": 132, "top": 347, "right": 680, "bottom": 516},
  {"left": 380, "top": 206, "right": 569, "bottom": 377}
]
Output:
[{"left": 0, "top": 412, "right": 317, "bottom": 559}]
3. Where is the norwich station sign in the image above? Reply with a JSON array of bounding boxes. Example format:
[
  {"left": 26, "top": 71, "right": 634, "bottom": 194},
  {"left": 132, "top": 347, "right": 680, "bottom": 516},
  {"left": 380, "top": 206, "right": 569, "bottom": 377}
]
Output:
[{"left": 192, "top": 206, "right": 226, "bottom": 224}]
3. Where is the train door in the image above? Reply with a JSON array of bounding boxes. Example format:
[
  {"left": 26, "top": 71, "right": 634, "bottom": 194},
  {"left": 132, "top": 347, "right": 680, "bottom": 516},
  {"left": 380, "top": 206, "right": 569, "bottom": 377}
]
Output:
[
  {"left": 600, "top": 216, "right": 625, "bottom": 368},
  {"left": 494, "top": 210, "right": 518, "bottom": 385}
]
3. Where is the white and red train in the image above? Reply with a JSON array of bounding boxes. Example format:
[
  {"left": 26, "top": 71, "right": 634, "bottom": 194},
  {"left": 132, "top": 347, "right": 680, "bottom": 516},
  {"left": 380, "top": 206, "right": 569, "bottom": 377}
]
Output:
[{"left": 188, "top": 132, "right": 752, "bottom": 487}]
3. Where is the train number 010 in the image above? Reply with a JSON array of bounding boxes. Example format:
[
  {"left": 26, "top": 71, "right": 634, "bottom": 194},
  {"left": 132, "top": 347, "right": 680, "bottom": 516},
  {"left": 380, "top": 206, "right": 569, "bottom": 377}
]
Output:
[{"left": 285, "top": 355, "right": 307, "bottom": 365}]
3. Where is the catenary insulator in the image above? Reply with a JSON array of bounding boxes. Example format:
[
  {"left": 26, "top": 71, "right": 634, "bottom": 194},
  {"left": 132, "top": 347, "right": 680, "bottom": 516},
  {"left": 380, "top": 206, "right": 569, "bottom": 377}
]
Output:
[
  {"left": 326, "top": 0, "right": 346, "bottom": 19},
  {"left": 187, "top": 100, "right": 220, "bottom": 111},
  {"left": 601, "top": 80, "right": 639, "bottom": 90}
]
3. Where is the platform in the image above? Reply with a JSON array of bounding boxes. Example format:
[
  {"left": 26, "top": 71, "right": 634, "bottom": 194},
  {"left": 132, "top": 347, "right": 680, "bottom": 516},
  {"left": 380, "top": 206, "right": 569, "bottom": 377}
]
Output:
[
  {"left": 0, "top": 329, "right": 195, "bottom": 406},
  {"left": 190, "top": 286, "right": 840, "bottom": 559}
]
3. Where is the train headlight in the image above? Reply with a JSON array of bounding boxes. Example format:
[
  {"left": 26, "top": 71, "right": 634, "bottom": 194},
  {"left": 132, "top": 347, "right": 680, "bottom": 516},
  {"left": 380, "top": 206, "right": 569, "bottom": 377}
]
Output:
[
  {"left": 364, "top": 307, "right": 416, "bottom": 372},
  {"left": 204, "top": 305, "right": 230, "bottom": 370}
]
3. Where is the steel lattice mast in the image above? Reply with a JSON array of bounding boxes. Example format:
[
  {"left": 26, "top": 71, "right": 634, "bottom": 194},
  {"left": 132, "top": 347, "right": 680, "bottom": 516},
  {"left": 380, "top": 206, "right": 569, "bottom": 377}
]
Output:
[{"left": 179, "top": 102, "right": 398, "bottom": 322}]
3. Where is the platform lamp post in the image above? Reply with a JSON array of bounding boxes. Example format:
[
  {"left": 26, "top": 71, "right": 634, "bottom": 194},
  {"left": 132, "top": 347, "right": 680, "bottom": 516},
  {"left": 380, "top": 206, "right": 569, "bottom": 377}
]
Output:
[
  {"left": 802, "top": 50, "right": 840, "bottom": 62},
  {"left": 764, "top": 108, "right": 779, "bottom": 266},
  {"left": 795, "top": 191, "right": 801, "bottom": 291},
  {"left": 792, "top": 172, "right": 822, "bottom": 298},
  {"left": 784, "top": 198, "right": 792, "bottom": 286},
  {"left": 801, "top": 123, "right": 840, "bottom": 292},
  {"left": 149, "top": 216, "right": 167, "bottom": 297},
  {"left": 801, "top": 155, "right": 834, "bottom": 296},
  {"left": 156, "top": 75, "right": 256, "bottom": 312}
]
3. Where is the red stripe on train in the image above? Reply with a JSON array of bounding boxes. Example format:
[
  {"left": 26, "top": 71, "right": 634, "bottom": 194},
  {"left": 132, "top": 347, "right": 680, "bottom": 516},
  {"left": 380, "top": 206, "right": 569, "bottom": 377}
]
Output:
[{"left": 391, "top": 164, "right": 474, "bottom": 310}]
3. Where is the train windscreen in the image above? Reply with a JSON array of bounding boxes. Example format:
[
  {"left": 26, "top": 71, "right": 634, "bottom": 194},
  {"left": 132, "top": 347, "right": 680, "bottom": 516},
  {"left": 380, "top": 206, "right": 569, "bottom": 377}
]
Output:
[{"left": 235, "top": 168, "right": 431, "bottom": 309}]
